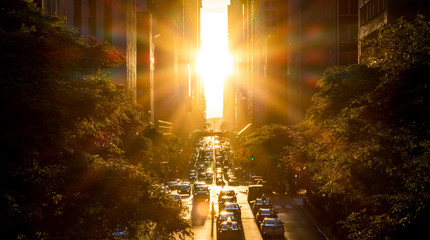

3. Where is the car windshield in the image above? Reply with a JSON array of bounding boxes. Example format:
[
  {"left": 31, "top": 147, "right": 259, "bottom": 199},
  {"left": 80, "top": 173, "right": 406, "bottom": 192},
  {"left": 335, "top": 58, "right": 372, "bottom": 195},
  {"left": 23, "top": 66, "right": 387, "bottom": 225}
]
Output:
[
  {"left": 221, "top": 190, "right": 235, "bottom": 196},
  {"left": 225, "top": 204, "right": 238, "bottom": 209},
  {"left": 261, "top": 210, "right": 275, "bottom": 215},
  {"left": 264, "top": 219, "right": 281, "bottom": 225},
  {"left": 220, "top": 223, "right": 239, "bottom": 230},
  {"left": 195, "top": 186, "right": 208, "bottom": 191}
]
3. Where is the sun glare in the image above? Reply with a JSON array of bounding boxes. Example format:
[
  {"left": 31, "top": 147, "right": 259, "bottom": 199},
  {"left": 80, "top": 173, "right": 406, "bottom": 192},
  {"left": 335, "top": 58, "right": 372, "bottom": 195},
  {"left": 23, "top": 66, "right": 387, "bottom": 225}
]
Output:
[{"left": 200, "top": 0, "right": 232, "bottom": 119}]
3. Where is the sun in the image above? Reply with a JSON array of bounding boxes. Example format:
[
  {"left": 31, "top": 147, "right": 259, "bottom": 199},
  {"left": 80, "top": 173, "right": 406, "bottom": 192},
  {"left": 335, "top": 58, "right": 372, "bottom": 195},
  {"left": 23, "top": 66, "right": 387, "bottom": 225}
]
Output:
[
  {"left": 197, "top": 48, "right": 233, "bottom": 119},
  {"left": 199, "top": 0, "right": 233, "bottom": 119}
]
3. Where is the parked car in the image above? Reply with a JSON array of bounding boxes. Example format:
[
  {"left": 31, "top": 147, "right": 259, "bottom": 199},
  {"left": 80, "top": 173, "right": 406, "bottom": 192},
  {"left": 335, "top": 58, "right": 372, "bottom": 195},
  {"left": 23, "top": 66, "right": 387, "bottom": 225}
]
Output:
[
  {"left": 255, "top": 208, "right": 277, "bottom": 226},
  {"left": 259, "top": 218, "right": 284, "bottom": 237},
  {"left": 217, "top": 219, "right": 242, "bottom": 240}
]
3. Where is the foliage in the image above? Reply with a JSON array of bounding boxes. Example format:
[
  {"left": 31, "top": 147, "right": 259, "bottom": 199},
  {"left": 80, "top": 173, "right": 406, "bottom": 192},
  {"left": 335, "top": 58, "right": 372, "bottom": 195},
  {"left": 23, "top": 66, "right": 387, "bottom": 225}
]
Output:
[
  {"left": 232, "top": 124, "right": 295, "bottom": 185},
  {"left": 0, "top": 1, "right": 191, "bottom": 239},
  {"left": 282, "top": 15, "right": 430, "bottom": 239}
]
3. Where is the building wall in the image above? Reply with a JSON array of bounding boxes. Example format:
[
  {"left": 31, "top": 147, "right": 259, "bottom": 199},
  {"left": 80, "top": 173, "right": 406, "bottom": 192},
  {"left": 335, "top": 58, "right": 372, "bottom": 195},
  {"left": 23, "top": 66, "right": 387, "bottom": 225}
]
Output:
[
  {"left": 358, "top": 0, "right": 430, "bottom": 61},
  {"left": 38, "top": 0, "right": 137, "bottom": 102},
  {"left": 38, "top": 0, "right": 204, "bottom": 134}
]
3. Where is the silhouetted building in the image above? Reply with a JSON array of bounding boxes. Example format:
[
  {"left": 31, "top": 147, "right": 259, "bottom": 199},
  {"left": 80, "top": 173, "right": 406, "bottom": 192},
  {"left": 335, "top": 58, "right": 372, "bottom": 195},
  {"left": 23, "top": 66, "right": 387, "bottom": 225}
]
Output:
[
  {"left": 37, "top": 0, "right": 205, "bottom": 134},
  {"left": 226, "top": 0, "right": 289, "bottom": 130},
  {"left": 286, "top": 0, "right": 358, "bottom": 125},
  {"left": 358, "top": 0, "right": 430, "bottom": 61}
]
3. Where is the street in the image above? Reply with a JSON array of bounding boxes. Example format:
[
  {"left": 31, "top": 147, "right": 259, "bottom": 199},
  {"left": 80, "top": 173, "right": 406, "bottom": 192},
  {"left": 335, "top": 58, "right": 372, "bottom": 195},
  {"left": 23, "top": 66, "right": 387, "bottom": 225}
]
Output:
[{"left": 174, "top": 184, "right": 326, "bottom": 240}]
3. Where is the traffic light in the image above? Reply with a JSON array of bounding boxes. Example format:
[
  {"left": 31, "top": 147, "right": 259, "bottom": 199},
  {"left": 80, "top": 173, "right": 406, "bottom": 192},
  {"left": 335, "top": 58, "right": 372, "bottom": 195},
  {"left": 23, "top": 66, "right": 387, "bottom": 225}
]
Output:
[{"left": 251, "top": 155, "right": 254, "bottom": 161}]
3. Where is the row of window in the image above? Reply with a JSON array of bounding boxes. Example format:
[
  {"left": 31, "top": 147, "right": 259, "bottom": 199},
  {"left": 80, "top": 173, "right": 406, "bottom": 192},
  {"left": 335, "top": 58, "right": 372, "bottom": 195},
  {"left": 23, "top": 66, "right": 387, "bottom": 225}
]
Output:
[
  {"left": 339, "top": 0, "right": 358, "bottom": 16},
  {"left": 360, "top": 0, "right": 387, "bottom": 25},
  {"left": 73, "top": 0, "right": 112, "bottom": 42},
  {"left": 408, "top": 0, "right": 430, "bottom": 6}
]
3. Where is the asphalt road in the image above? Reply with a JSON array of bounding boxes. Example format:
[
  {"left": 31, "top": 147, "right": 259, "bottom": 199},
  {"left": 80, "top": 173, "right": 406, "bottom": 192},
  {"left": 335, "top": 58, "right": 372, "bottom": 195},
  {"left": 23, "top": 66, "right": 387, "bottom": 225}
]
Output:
[{"left": 179, "top": 184, "right": 327, "bottom": 240}]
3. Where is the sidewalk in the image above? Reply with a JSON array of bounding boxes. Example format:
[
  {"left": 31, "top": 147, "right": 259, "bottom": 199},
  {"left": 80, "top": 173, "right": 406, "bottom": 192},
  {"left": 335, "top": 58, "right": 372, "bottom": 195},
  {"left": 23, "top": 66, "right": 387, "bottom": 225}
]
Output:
[
  {"left": 271, "top": 192, "right": 338, "bottom": 240},
  {"left": 299, "top": 197, "right": 338, "bottom": 240}
]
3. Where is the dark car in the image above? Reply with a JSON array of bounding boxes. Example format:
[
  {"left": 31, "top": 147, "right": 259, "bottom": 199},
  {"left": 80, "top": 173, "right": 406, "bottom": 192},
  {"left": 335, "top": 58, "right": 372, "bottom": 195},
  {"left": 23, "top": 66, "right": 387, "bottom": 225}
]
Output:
[
  {"left": 216, "top": 177, "right": 225, "bottom": 186},
  {"left": 228, "top": 176, "right": 238, "bottom": 186},
  {"left": 219, "top": 195, "right": 235, "bottom": 209},
  {"left": 217, "top": 211, "right": 238, "bottom": 227},
  {"left": 247, "top": 184, "right": 264, "bottom": 202},
  {"left": 253, "top": 198, "right": 272, "bottom": 214},
  {"left": 255, "top": 208, "right": 277, "bottom": 226},
  {"left": 218, "top": 189, "right": 237, "bottom": 203},
  {"left": 259, "top": 218, "right": 284, "bottom": 237},
  {"left": 179, "top": 184, "right": 191, "bottom": 196},
  {"left": 217, "top": 219, "right": 242, "bottom": 240},
  {"left": 193, "top": 186, "right": 210, "bottom": 201},
  {"left": 222, "top": 202, "right": 241, "bottom": 220}
]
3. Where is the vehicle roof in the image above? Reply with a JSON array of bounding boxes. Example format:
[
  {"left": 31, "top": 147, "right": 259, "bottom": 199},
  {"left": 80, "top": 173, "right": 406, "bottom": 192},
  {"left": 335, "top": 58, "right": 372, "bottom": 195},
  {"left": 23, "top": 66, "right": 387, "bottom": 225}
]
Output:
[
  {"left": 220, "top": 189, "right": 235, "bottom": 193},
  {"left": 224, "top": 204, "right": 239, "bottom": 209},
  {"left": 262, "top": 218, "right": 282, "bottom": 224},
  {"left": 219, "top": 221, "right": 240, "bottom": 230},
  {"left": 219, "top": 211, "right": 235, "bottom": 216},
  {"left": 259, "top": 208, "right": 275, "bottom": 214}
]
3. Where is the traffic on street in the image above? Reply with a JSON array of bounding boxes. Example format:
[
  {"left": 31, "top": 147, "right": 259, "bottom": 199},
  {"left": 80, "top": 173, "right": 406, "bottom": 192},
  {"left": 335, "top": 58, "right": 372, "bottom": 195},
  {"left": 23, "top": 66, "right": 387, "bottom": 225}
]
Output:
[{"left": 164, "top": 135, "right": 327, "bottom": 240}]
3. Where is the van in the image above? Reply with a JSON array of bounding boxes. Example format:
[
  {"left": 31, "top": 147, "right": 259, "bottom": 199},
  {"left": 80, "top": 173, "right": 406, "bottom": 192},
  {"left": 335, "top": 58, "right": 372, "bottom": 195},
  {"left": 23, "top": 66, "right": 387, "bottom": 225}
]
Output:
[{"left": 247, "top": 184, "right": 264, "bottom": 202}]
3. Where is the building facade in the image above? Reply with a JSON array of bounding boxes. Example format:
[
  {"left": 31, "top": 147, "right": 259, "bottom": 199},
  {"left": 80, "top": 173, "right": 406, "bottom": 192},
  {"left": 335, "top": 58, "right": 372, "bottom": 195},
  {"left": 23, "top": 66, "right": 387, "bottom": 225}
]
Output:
[
  {"left": 37, "top": 0, "right": 205, "bottom": 134},
  {"left": 358, "top": 0, "right": 430, "bottom": 61},
  {"left": 286, "top": 0, "right": 358, "bottom": 125}
]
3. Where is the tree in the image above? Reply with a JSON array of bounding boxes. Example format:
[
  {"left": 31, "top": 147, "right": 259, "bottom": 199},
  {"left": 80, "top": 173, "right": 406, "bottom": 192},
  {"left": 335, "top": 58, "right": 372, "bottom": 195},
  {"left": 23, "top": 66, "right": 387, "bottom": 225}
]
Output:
[
  {"left": 282, "top": 15, "right": 430, "bottom": 239},
  {"left": 0, "top": 1, "right": 191, "bottom": 239}
]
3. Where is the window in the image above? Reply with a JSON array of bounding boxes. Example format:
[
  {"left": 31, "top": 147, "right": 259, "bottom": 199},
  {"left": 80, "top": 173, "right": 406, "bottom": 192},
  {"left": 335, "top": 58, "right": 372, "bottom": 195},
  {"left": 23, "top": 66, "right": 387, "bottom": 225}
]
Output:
[
  {"left": 339, "top": 0, "right": 349, "bottom": 15},
  {"left": 104, "top": 0, "right": 112, "bottom": 42},
  {"left": 339, "top": 25, "right": 349, "bottom": 42},
  {"left": 73, "top": 0, "right": 81, "bottom": 29},
  {"left": 408, "top": 0, "right": 419, "bottom": 6},
  {"left": 351, "top": 0, "right": 358, "bottom": 13},
  {"left": 88, "top": 0, "right": 96, "bottom": 37}
]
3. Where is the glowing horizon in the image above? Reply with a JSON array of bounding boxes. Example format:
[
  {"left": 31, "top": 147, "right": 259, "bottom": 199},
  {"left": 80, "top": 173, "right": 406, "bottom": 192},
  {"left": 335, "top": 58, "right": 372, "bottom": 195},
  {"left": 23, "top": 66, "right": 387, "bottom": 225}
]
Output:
[{"left": 200, "top": 0, "right": 232, "bottom": 119}]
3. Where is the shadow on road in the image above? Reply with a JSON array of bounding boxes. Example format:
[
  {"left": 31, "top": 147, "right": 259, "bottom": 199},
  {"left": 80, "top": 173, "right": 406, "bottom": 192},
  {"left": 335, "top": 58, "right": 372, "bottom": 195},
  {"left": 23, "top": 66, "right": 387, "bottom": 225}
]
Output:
[{"left": 191, "top": 201, "right": 209, "bottom": 226}]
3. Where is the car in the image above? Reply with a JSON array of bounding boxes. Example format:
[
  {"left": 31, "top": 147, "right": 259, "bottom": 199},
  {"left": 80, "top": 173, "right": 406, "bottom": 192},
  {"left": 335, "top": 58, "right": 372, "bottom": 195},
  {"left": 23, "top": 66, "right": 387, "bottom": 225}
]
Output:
[
  {"left": 218, "top": 189, "right": 237, "bottom": 203},
  {"left": 167, "top": 181, "right": 177, "bottom": 190},
  {"left": 253, "top": 197, "right": 272, "bottom": 214},
  {"left": 217, "top": 218, "right": 242, "bottom": 239},
  {"left": 193, "top": 186, "right": 210, "bottom": 201},
  {"left": 158, "top": 184, "right": 171, "bottom": 194},
  {"left": 170, "top": 193, "right": 182, "bottom": 206},
  {"left": 228, "top": 177, "right": 238, "bottom": 186},
  {"left": 216, "top": 177, "right": 225, "bottom": 186},
  {"left": 247, "top": 184, "right": 264, "bottom": 202},
  {"left": 219, "top": 195, "right": 235, "bottom": 209},
  {"left": 216, "top": 211, "right": 238, "bottom": 227},
  {"left": 179, "top": 184, "right": 191, "bottom": 195},
  {"left": 221, "top": 202, "right": 241, "bottom": 220},
  {"left": 259, "top": 218, "right": 284, "bottom": 237},
  {"left": 255, "top": 208, "right": 277, "bottom": 226},
  {"left": 192, "top": 181, "right": 205, "bottom": 191}
]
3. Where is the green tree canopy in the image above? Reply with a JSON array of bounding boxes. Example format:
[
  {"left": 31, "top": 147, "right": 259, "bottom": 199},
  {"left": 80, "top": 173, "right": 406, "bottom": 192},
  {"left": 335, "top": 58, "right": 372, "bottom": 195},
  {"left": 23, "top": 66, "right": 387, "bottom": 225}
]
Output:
[
  {"left": 282, "top": 15, "right": 430, "bottom": 239},
  {"left": 0, "top": 1, "right": 191, "bottom": 239}
]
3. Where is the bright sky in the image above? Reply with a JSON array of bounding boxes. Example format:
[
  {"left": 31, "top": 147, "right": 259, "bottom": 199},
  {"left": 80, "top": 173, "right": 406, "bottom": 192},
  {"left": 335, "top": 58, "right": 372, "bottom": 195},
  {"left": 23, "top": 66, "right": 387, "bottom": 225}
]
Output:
[{"left": 199, "top": 0, "right": 232, "bottom": 119}]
